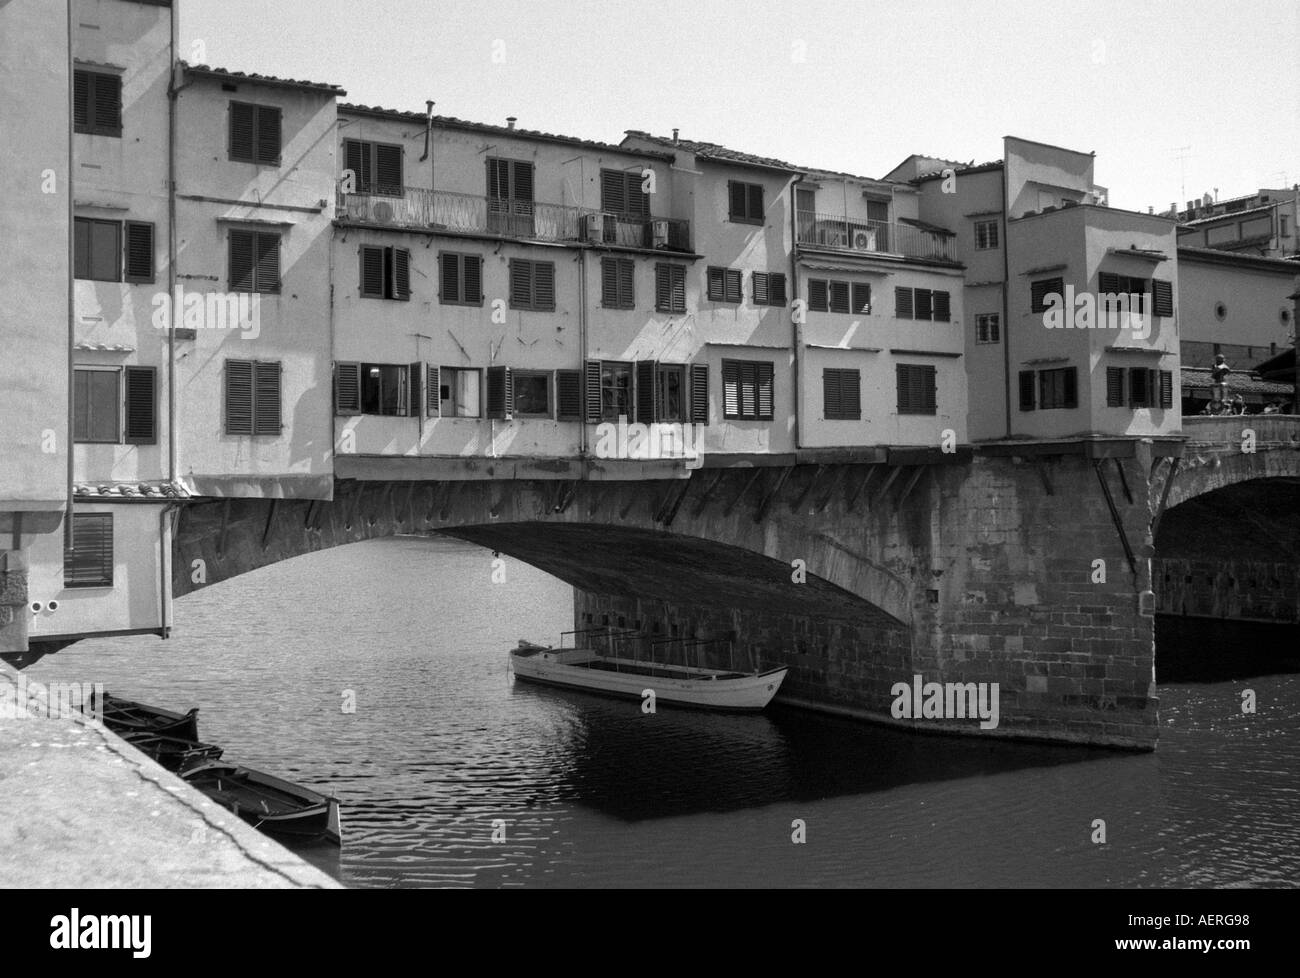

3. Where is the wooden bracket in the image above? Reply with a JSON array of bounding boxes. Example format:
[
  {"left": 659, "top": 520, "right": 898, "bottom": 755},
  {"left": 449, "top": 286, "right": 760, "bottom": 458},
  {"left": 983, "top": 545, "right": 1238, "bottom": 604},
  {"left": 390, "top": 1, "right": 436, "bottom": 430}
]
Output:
[
  {"left": 753, "top": 467, "right": 792, "bottom": 524},
  {"left": 1093, "top": 460, "right": 1136, "bottom": 575}
]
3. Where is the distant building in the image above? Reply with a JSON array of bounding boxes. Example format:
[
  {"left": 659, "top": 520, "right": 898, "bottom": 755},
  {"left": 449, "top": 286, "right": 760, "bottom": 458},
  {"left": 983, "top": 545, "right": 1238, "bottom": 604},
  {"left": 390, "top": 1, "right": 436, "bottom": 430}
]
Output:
[
  {"left": 1174, "top": 187, "right": 1300, "bottom": 260},
  {"left": 1176, "top": 247, "right": 1298, "bottom": 371}
]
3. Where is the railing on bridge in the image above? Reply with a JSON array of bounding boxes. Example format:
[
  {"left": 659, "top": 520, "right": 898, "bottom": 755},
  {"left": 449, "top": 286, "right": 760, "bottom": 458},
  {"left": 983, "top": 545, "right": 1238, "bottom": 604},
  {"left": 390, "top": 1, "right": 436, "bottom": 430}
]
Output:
[{"left": 1179, "top": 414, "right": 1300, "bottom": 446}]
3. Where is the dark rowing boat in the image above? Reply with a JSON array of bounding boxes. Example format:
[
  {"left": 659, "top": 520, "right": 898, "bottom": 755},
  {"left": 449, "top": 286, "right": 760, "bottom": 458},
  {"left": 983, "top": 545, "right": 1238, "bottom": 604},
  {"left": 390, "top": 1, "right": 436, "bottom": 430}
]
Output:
[
  {"left": 119, "top": 731, "right": 224, "bottom": 774},
  {"left": 182, "top": 761, "right": 342, "bottom": 846},
  {"left": 86, "top": 690, "right": 200, "bottom": 742}
]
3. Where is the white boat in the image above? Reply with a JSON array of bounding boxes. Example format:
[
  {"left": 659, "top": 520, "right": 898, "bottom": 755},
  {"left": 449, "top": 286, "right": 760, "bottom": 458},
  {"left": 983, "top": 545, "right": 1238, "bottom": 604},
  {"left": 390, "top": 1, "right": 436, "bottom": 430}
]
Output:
[{"left": 509, "top": 635, "right": 788, "bottom": 711}]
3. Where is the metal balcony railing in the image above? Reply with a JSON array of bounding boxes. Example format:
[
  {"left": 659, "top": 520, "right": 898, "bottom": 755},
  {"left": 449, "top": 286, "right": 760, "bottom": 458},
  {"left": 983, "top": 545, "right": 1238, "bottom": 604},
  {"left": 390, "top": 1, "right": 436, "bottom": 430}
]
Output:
[
  {"left": 796, "top": 212, "right": 955, "bottom": 261},
  {"left": 338, "top": 187, "right": 691, "bottom": 251}
]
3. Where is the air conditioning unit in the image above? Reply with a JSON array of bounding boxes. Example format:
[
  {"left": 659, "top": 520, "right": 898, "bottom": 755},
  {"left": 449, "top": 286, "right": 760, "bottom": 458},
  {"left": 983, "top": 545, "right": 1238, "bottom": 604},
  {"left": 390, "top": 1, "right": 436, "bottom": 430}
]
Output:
[
  {"left": 651, "top": 220, "right": 671, "bottom": 249},
  {"left": 582, "top": 213, "right": 604, "bottom": 242},
  {"left": 850, "top": 227, "right": 877, "bottom": 252},
  {"left": 370, "top": 201, "right": 396, "bottom": 225}
]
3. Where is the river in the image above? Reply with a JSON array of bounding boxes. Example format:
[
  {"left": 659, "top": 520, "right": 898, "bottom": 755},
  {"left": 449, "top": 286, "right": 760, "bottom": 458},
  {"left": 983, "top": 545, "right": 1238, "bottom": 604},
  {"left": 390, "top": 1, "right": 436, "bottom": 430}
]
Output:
[{"left": 25, "top": 536, "right": 1300, "bottom": 887}]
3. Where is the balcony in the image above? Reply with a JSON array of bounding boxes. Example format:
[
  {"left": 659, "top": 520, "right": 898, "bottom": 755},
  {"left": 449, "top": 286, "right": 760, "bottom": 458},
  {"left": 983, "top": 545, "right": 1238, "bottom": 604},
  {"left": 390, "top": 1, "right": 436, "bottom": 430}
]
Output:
[
  {"left": 338, "top": 187, "right": 691, "bottom": 251},
  {"left": 796, "top": 212, "right": 955, "bottom": 262}
]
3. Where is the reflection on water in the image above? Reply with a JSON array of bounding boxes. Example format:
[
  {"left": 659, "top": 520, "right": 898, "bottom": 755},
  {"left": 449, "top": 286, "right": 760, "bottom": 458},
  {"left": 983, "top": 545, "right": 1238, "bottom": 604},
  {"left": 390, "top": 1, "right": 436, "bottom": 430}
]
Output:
[{"left": 26, "top": 537, "right": 1300, "bottom": 888}]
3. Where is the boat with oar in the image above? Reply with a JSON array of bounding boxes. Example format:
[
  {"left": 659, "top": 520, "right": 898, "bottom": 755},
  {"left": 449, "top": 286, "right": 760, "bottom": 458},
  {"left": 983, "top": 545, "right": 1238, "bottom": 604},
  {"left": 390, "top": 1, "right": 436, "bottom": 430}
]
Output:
[
  {"left": 118, "top": 731, "right": 223, "bottom": 774},
  {"left": 182, "top": 761, "right": 342, "bottom": 846},
  {"left": 85, "top": 690, "right": 200, "bottom": 741},
  {"left": 510, "top": 627, "right": 788, "bottom": 711}
]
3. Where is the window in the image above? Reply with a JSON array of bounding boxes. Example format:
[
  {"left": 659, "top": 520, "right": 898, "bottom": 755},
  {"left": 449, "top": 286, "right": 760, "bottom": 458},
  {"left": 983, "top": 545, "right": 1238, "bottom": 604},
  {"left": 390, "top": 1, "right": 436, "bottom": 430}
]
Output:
[
  {"left": 1038, "top": 367, "right": 1078, "bottom": 410},
  {"left": 896, "top": 364, "right": 937, "bottom": 415},
  {"left": 601, "top": 257, "right": 635, "bottom": 309},
  {"left": 229, "top": 101, "right": 282, "bottom": 165},
  {"left": 829, "top": 281, "right": 850, "bottom": 314},
  {"left": 64, "top": 513, "right": 113, "bottom": 589},
  {"left": 1151, "top": 278, "right": 1173, "bottom": 318},
  {"left": 1019, "top": 370, "right": 1036, "bottom": 411},
  {"left": 335, "top": 363, "right": 425, "bottom": 417},
  {"left": 895, "top": 286, "right": 951, "bottom": 321},
  {"left": 225, "top": 359, "right": 282, "bottom": 435},
  {"left": 728, "top": 180, "right": 764, "bottom": 224},
  {"left": 600, "top": 169, "right": 649, "bottom": 218},
  {"left": 722, "top": 360, "right": 774, "bottom": 421},
  {"left": 823, "top": 368, "right": 861, "bottom": 420},
  {"left": 866, "top": 198, "right": 890, "bottom": 224},
  {"left": 359, "top": 246, "right": 411, "bottom": 300},
  {"left": 229, "top": 229, "right": 280, "bottom": 294},
  {"left": 707, "top": 266, "right": 742, "bottom": 303},
  {"left": 343, "top": 139, "right": 403, "bottom": 196},
  {"left": 599, "top": 361, "right": 633, "bottom": 421},
  {"left": 976, "top": 313, "right": 1000, "bottom": 344},
  {"left": 752, "top": 272, "right": 787, "bottom": 306},
  {"left": 808, "top": 279, "right": 864, "bottom": 314},
  {"left": 974, "top": 220, "right": 999, "bottom": 249},
  {"left": 513, "top": 371, "right": 551, "bottom": 417},
  {"left": 1128, "top": 367, "right": 1171, "bottom": 409},
  {"left": 1106, "top": 366, "right": 1125, "bottom": 407},
  {"left": 657, "top": 364, "right": 685, "bottom": 422},
  {"left": 73, "top": 369, "right": 119, "bottom": 443},
  {"left": 486, "top": 157, "right": 535, "bottom": 235},
  {"left": 73, "top": 218, "right": 153, "bottom": 283},
  {"left": 1031, "top": 277, "right": 1064, "bottom": 313},
  {"left": 509, "top": 259, "right": 556, "bottom": 311},
  {"left": 438, "top": 367, "right": 482, "bottom": 418},
  {"left": 896, "top": 286, "right": 913, "bottom": 319},
  {"left": 852, "top": 282, "right": 871, "bottom": 315},
  {"left": 73, "top": 69, "right": 121, "bottom": 137},
  {"left": 1099, "top": 272, "right": 1146, "bottom": 314},
  {"left": 655, "top": 264, "right": 686, "bottom": 313},
  {"left": 439, "top": 252, "right": 484, "bottom": 305}
]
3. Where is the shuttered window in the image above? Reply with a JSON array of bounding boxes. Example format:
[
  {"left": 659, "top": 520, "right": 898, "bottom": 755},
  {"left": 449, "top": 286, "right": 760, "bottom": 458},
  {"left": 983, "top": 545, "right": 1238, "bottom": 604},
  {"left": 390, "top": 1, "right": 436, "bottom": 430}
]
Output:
[
  {"left": 1159, "top": 370, "right": 1174, "bottom": 409},
  {"left": 64, "top": 513, "right": 113, "bottom": 589},
  {"left": 892, "top": 287, "right": 951, "bottom": 322},
  {"left": 601, "top": 257, "right": 635, "bottom": 309},
  {"left": 1019, "top": 370, "right": 1036, "bottom": 411},
  {"left": 932, "top": 290, "right": 951, "bottom": 322},
  {"left": 73, "top": 70, "right": 122, "bottom": 137},
  {"left": 721, "top": 360, "right": 774, "bottom": 421},
  {"left": 895, "top": 286, "right": 914, "bottom": 319},
  {"left": 1039, "top": 366, "right": 1078, "bottom": 410},
  {"left": 1031, "top": 277, "right": 1064, "bottom": 313},
  {"left": 556, "top": 369, "right": 582, "bottom": 421},
  {"left": 439, "top": 252, "right": 483, "bottom": 305},
  {"left": 823, "top": 368, "right": 861, "bottom": 420},
  {"left": 600, "top": 169, "right": 650, "bottom": 218},
  {"left": 123, "top": 221, "right": 154, "bottom": 283},
  {"left": 124, "top": 366, "right": 156, "bottom": 444},
  {"left": 976, "top": 313, "right": 1000, "bottom": 344},
  {"left": 753, "top": 272, "right": 787, "bottom": 306},
  {"left": 655, "top": 263, "right": 686, "bottom": 313},
  {"left": 73, "top": 369, "right": 120, "bottom": 443},
  {"left": 229, "top": 229, "right": 280, "bottom": 293},
  {"left": 852, "top": 283, "right": 871, "bottom": 314},
  {"left": 359, "top": 245, "right": 411, "bottom": 300},
  {"left": 635, "top": 360, "right": 659, "bottom": 423},
  {"left": 509, "top": 259, "right": 556, "bottom": 311},
  {"left": 727, "top": 180, "right": 764, "bottom": 224},
  {"left": 829, "top": 281, "right": 851, "bottom": 314},
  {"left": 229, "top": 101, "right": 282, "bottom": 165},
  {"left": 343, "top": 139, "right": 403, "bottom": 195},
  {"left": 1152, "top": 278, "right": 1174, "bottom": 317},
  {"left": 915, "top": 288, "right": 933, "bottom": 321},
  {"left": 225, "top": 359, "right": 281, "bottom": 435},
  {"left": 689, "top": 363, "right": 709, "bottom": 424},
  {"left": 1100, "top": 272, "right": 1146, "bottom": 313},
  {"left": 334, "top": 362, "right": 361, "bottom": 415},
  {"left": 1106, "top": 366, "right": 1125, "bottom": 407},
  {"left": 74, "top": 218, "right": 121, "bottom": 282},
  {"left": 897, "top": 364, "right": 937, "bottom": 415},
  {"left": 485, "top": 366, "right": 514, "bottom": 420},
  {"left": 707, "top": 266, "right": 742, "bottom": 303},
  {"left": 809, "top": 279, "right": 829, "bottom": 312},
  {"left": 1129, "top": 367, "right": 1158, "bottom": 408}
]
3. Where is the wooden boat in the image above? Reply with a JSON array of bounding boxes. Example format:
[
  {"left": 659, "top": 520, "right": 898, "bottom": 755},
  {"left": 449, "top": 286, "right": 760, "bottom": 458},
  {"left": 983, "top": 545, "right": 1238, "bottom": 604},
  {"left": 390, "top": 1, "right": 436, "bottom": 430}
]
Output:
[
  {"left": 119, "top": 731, "right": 223, "bottom": 774},
  {"left": 182, "top": 761, "right": 342, "bottom": 846},
  {"left": 85, "top": 690, "right": 200, "bottom": 742},
  {"left": 510, "top": 631, "right": 787, "bottom": 711}
]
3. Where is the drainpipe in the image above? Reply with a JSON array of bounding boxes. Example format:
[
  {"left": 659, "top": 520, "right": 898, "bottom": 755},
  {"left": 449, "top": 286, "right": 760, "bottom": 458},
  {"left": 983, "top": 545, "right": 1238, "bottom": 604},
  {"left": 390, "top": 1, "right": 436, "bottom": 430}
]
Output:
[
  {"left": 64, "top": 0, "right": 75, "bottom": 555},
  {"left": 1000, "top": 163, "right": 1013, "bottom": 438},
  {"left": 158, "top": 502, "right": 177, "bottom": 638},
  {"left": 578, "top": 249, "right": 588, "bottom": 464},
  {"left": 165, "top": 6, "right": 180, "bottom": 490},
  {"left": 789, "top": 175, "right": 802, "bottom": 450}
]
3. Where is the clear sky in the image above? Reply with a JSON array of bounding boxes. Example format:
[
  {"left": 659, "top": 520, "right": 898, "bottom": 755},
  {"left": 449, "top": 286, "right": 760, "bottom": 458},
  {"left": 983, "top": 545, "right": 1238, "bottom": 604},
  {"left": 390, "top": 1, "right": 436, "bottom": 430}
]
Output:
[{"left": 180, "top": 0, "right": 1298, "bottom": 212}]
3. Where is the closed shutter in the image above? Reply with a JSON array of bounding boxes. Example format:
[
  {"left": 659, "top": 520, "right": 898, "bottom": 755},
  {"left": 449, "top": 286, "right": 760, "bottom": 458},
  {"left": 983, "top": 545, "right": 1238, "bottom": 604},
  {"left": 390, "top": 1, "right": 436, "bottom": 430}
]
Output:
[
  {"left": 124, "top": 366, "right": 156, "bottom": 445},
  {"left": 824, "top": 369, "right": 841, "bottom": 418},
  {"left": 534, "top": 262, "right": 555, "bottom": 310},
  {"left": 229, "top": 102, "right": 256, "bottom": 161},
  {"left": 407, "top": 362, "right": 424, "bottom": 418},
  {"left": 933, "top": 290, "right": 950, "bottom": 322},
  {"left": 626, "top": 174, "right": 649, "bottom": 217},
  {"left": 463, "top": 256, "right": 482, "bottom": 303},
  {"left": 728, "top": 181, "right": 746, "bottom": 220},
  {"left": 583, "top": 360, "right": 602, "bottom": 422},
  {"left": 440, "top": 253, "right": 460, "bottom": 302},
  {"left": 254, "top": 232, "right": 279, "bottom": 293},
  {"left": 655, "top": 264, "right": 671, "bottom": 310},
  {"left": 74, "top": 71, "right": 90, "bottom": 130},
  {"left": 253, "top": 361, "right": 281, "bottom": 434},
  {"left": 1152, "top": 279, "right": 1173, "bottom": 317},
  {"left": 65, "top": 514, "right": 113, "bottom": 588},
  {"left": 360, "top": 246, "right": 384, "bottom": 297},
  {"left": 1063, "top": 367, "right": 1078, "bottom": 409},
  {"left": 1159, "top": 370, "right": 1174, "bottom": 408},
  {"left": 230, "top": 230, "right": 255, "bottom": 292},
  {"left": 635, "top": 360, "right": 658, "bottom": 423},
  {"left": 1031, "top": 277, "right": 1063, "bottom": 312},
  {"left": 723, "top": 361, "right": 741, "bottom": 418},
  {"left": 726, "top": 269, "right": 742, "bottom": 303},
  {"left": 93, "top": 73, "right": 121, "bottom": 136},
  {"left": 756, "top": 362, "right": 774, "bottom": 419},
  {"left": 226, "top": 360, "right": 254, "bottom": 434},
  {"left": 486, "top": 366, "right": 513, "bottom": 420},
  {"left": 842, "top": 368, "right": 861, "bottom": 419},
  {"left": 426, "top": 364, "right": 440, "bottom": 417},
  {"left": 393, "top": 248, "right": 411, "bottom": 299},
  {"left": 707, "top": 267, "right": 725, "bottom": 301},
  {"left": 486, "top": 158, "right": 509, "bottom": 199},
  {"left": 897, "top": 365, "right": 911, "bottom": 413},
  {"left": 895, "top": 286, "right": 914, "bottom": 319},
  {"left": 769, "top": 273, "right": 787, "bottom": 306},
  {"left": 1106, "top": 367, "right": 1125, "bottom": 407},
  {"left": 601, "top": 258, "right": 620, "bottom": 307},
  {"left": 1019, "top": 370, "right": 1036, "bottom": 411},
  {"left": 739, "top": 362, "right": 756, "bottom": 417},
  {"left": 915, "top": 288, "right": 933, "bottom": 320},
  {"left": 556, "top": 369, "right": 582, "bottom": 421},
  {"left": 852, "top": 282, "right": 871, "bottom": 314},
  {"left": 335, "top": 362, "right": 361, "bottom": 415},
  {"left": 617, "top": 259, "right": 633, "bottom": 308},
  {"left": 747, "top": 184, "right": 763, "bottom": 220},
  {"left": 510, "top": 260, "right": 531, "bottom": 308},
  {"left": 512, "top": 161, "right": 534, "bottom": 202},
  {"left": 809, "top": 280, "right": 828, "bottom": 312},
  {"left": 344, "top": 139, "right": 367, "bottom": 190},
  {"left": 689, "top": 363, "right": 709, "bottom": 424},
  {"left": 255, "top": 105, "right": 281, "bottom": 165},
  {"left": 829, "top": 280, "right": 850, "bottom": 313},
  {"left": 375, "top": 144, "right": 403, "bottom": 195},
  {"left": 600, "top": 169, "right": 626, "bottom": 213},
  {"left": 124, "top": 222, "right": 154, "bottom": 283},
  {"left": 753, "top": 272, "right": 770, "bottom": 305}
]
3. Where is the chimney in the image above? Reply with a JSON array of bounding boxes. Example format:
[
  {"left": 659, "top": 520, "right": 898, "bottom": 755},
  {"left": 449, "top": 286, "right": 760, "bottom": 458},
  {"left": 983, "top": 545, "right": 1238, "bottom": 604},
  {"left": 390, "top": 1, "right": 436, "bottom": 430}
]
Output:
[
  {"left": 672, "top": 128, "right": 679, "bottom": 145},
  {"left": 506, "top": 116, "right": 517, "bottom": 130},
  {"left": 1147, "top": 206, "right": 1153, "bottom": 214}
]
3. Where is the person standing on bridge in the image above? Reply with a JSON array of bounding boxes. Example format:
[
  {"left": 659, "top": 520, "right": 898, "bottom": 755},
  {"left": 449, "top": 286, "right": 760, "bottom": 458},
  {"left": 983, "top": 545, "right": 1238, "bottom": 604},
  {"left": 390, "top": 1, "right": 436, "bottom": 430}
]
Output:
[{"left": 1210, "top": 354, "right": 1232, "bottom": 407}]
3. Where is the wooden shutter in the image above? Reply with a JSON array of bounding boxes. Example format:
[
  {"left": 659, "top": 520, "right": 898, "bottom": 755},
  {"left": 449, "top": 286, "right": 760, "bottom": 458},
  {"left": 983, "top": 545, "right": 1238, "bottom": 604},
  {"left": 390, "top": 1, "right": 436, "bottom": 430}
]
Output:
[
  {"left": 1063, "top": 367, "right": 1078, "bottom": 409},
  {"left": 1159, "top": 370, "right": 1174, "bottom": 408},
  {"left": 756, "top": 362, "right": 774, "bottom": 419},
  {"left": 1152, "top": 279, "right": 1173, "bottom": 317},
  {"left": 601, "top": 258, "right": 620, "bottom": 307},
  {"left": 852, "top": 282, "right": 871, "bottom": 314},
  {"left": 1031, "top": 277, "right": 1062, "bottom": 312},
  {"left": 65, "top": 513, "right": 113, "bottom": 588},
  {"left": 255, "top": 105, "right": 281, "bottom": 164},
  {"left": 626, "top": 173, "right": 649, "bottom": 218},
  {"left": 823, "top": 369, "right": 841, "bottom": 418},
  {"left": 344, "top": 139, "right": 367, "bottom": 189},
  {"left": 747, "top": 184, "right": 763, "bottom": 220},
  {"left": 583, "top": 360, "right": 602, "bottom": 422},
  {"left": 915, "top": 288, "right": 933, "bottom": 320},
  {"left": 933, "top": 290, "right": 951, "bottom": 321},
  {"left": 229, "top": 230, "right": 255, "bottom": 291},
  {"left": 655, "top": 264, "right": 671, "bottom": 310},
  {"left": 427, "top": 364, "right": 440, "bottom": 417},
  {"left": 1019, "top": 370, "right": 1036, "bottom": 411},
  {"left": 601, "top": 169, "right": 626, "bottom": 213},
  {"left": 1098, "top": 271, "right": 1121, "bottom": 296},
  {"left": 463, "top": 256, "right": 482, "bottom": 303},
  {"left": 226, "top": 360, "right": 254, "bottom": 434},
  {"left": 808, "top": 280, "right": 828, "bottom": 312},
  {"left": 407, "top": 362, "right": 424, "bottom": 418},
  {"left": 829, "top": 281, "right": 850, "bottom": 313},
  {"left": 74, "top": 71, "right": 90, "bottom": 130},
  {"left": 375, "top": 143, "right": 403, "bottom": 194},
  {"left": 512, "top": 161, "right": 534, "bottom": 202},
  {"left": 253, "top": 361, "right": 281, "bottom": 434},
  {"left": 254, "top": 232, "right": 279, "bottom": 293},
  {"left": 617, "top": 259, "right": 633, "bottom": 308},
  {"left": 393, "top": 248, "right": 411, "bottom": 299},
  {"left": 124, "top": 366, "right": 156, "bottom": 444},
  {"left": 230, "top": 102, "right": 256, "bottom": 161},
  {"left": 486, "top": 158, "right": 509, "bottom": 199},
  {"left": 360, "top": 246, "right": 384, "bottom": 297},
  {"left": 486, "top": 365, "right": 513, "bottom": 420},
  {"left": 725, "top": 269, "right": 742, "bottom": 303},
  {"left": 690, "top": 363, "right": 708, "bottom": 424},
  {"left": 124, "top": 222, "right": 154, "bottom": 283},
  {"left": 895, "top": 286, "right": 913, "bottom": 319},
  {"left": 769, "top": 273, "right": 787, "bottom": 306},
  {"left": 635, "top": 360, "right": 659, "bottom": 423},
  {"left": 722, "top": 361, "right": 741, "bottom": 418},
  {"left": 556, "top": 369, "right": 582, "bottom": 421},
  {"left": 334, "top": 362, "right": 361, "bottom": 415},
  {"left": 440, "top": 253, "right": 460, "bottom": 302},
  {"left": 93, "top": 73, "right": 121, "bottom": 136},
  {"left": 1106, "top": 367, "right": 1125, "bottom": 407},
  {"left": 753, "top": 272, "right": 770, "bottom": 305},
  {"left": 842, "top": 368, "right": 861, "bottom": 419},
  {"left": 897, "top": 365, "right": 911, "bottom": 413},
  {"left": 510, "top": 259, "right": 532, "bottom": 308},
  {"left": 534, "top": 262, "right": 555, "bottom": 310},
  {"left": 707, "top": 266, "right": 725, "bottom": 301},
  {"left": 728, "top": 181, "right": 745, "bottom": 220}
]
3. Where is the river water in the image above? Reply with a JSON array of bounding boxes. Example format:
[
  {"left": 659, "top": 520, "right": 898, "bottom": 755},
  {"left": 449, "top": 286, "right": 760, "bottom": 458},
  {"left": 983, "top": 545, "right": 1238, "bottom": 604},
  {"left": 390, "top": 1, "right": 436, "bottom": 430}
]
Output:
[{"left": 25, "top": 536, "right": 1300, "bottom": 888}]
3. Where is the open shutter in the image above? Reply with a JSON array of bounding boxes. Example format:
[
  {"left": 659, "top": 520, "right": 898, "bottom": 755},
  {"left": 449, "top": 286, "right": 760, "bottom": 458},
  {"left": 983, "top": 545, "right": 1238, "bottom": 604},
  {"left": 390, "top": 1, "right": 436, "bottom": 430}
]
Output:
[
  {"left": 1098, "top": 271, "right": 1121, "bottom": 296},
  {"left": 253, "top": 362, "right": 281, "bottom": 434},
  {"left": 65, "top": 513, "right": 113, "bottom": 588},
  {"left": 230, "top": 102, "right": 256, "bottom": 160},
  {"left": 770, "top": 273, "right": 787, "bottom": 306},
  {"left": 1159, "top": 370, "right": 1174, "bottom": 409},
  {"left": 601, "top": 259, "right": 619, "bottom": 307},
  {"left": 229, "top": 230, "right": 254, "bottom": 291},
  {"left": 510, "top": 259, "right": 532, "bottom": 308},
  {"left": 852, "top": 282, "right": 871, "bottom": 314},
  {"left": 124, "top": 366, "right": 156, "bottom": 445},
  {"left": 1063, "top": 367, "right": 1078, "bottom": 409},
  {"left": 408, "top": 362, "right": 424, "bottom": 418},
  {"left": 728, "top": 181, "right": 746, "bottom": 220},
  {"left": 635, "top": 360, "right": 659, "bottom": 423},
  {"left": 584, "top": 360, "right": 602, "bottom": 422},
  {"left": 933, "top": 290, "right": 951, "bottom": 322},
  {"left": 427, "top": 364, "right": 440, "bottom": 417},
  {"left": 375, "top": 143, "right": 403, "bottom": 195},
  {"left": 256, "top": 105, "right": 281, "bottom": 165},
  {"left": 601, "top": 169, "right": 626, "bottom": 213},
  {"left": 556, "top": 369, "right": 582, "bottom": 421},
  {"left": 225, "top": 360, "right": 254, "bottom": 434},
  {"left": 360, "top": 246, "right": 383, "bottom": 296},
  {"left": 1152, "top": 279, "right": 1173, "bottom": 317},
  {"left": 723, "top": 361, "right": 741, "bottom": 418},
  {"left": 1018, "top": 370, "right": 1036, "bottom": 411},
  {"left": 756, "top": 363, "right": 774, "bottom": 419},
  {"left": 463, "top": 256, "right": 482, "bottom": 303},
  {"left": 334, "top": 362, "right": 361, "bottom": 415},
  {"left": 393, "top": 248, "right": 411, "bottom": 300},
  {"left": 808, "top": 280, "right": 828, "bottom": 312},
  {"left": 753, "top": 272, "right": 770, "bottom": 306},
  {"left": 690, "top": 364, "right": 709, "bottom": 424},
  {"left": 1106, "top": 367, "right": 1125, "bottom": 407},
  {"left": 486, "top": 366, "right": 513, "bottom": 420},
  {"left": 440, "top": 253, "right": 459, "bottom": 302},
  {"left": 895, "top": 286, "right": 913, "bottom": 319},
  {"left": 344, "top": 139, "right": 366, "bottom": 190},
  {"left": 725, "top": 269, "right": 742, "bottom": 303},
  {"left": 255, "top": 232, "right": 280, "bottom": 293},
  {"left": 124, "top": 222, "right": 154, "bottom": 284}
]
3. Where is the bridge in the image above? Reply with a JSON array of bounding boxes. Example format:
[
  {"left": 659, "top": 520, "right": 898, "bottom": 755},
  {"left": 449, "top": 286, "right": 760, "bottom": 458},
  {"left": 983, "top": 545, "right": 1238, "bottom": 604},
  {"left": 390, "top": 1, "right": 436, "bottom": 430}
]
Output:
[{"left": 156, "top": 416, "right": 1300, "bottom": 750}]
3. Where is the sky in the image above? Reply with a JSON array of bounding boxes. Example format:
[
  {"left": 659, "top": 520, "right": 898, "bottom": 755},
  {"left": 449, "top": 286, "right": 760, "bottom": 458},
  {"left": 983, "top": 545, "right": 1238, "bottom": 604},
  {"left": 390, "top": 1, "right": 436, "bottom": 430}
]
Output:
[{"left": 180, "top": 0, "right": 1299, "bottom": 212}]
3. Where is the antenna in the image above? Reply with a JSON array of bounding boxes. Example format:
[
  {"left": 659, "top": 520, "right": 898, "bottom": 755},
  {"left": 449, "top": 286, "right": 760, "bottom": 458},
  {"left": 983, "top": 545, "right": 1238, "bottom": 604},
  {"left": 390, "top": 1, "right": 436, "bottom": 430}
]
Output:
[{"left": 1172, "top": 145, "right": 1192, "bottom": 204}]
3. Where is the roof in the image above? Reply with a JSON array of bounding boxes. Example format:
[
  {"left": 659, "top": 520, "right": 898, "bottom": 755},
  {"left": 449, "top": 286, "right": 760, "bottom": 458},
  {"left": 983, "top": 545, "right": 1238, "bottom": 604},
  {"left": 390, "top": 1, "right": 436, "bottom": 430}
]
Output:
[
  {"left": 914, "top": 160, "right": 1004, "bottom": 183},
  {"left": 1180, "top": 367, "right": 1293, "bottom": 397},
  {"left": 1255, "top": 345, "right": 1296, "bottom": 379},
  {"left": 1177, "top": 246, "right": 1300, "bottom": 274},
  {"left": 72, "top": 481, "right": 190, "bottom": 499},
  {"left": 341, "top": 105, "right": 671, "bottom": 158},
  {"left": 181, "top": 62, "right": 346, "bottom": 96},
  {"left": 624, "top": 131, "right": 801, "bottom": 172},
  {"left": 1180, "top": 203, "right": 1276, "bottom": 227}
]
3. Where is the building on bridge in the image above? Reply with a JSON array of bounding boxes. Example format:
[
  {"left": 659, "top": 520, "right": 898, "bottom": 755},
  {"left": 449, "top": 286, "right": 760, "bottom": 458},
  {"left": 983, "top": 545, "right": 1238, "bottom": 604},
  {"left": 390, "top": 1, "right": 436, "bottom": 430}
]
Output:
[
  {"left": 1174, "top": 186, "right": 1300, "bottom": 261},
  {"left": 1175, "top": 246, "right": 1298, "bottom": 372}
]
